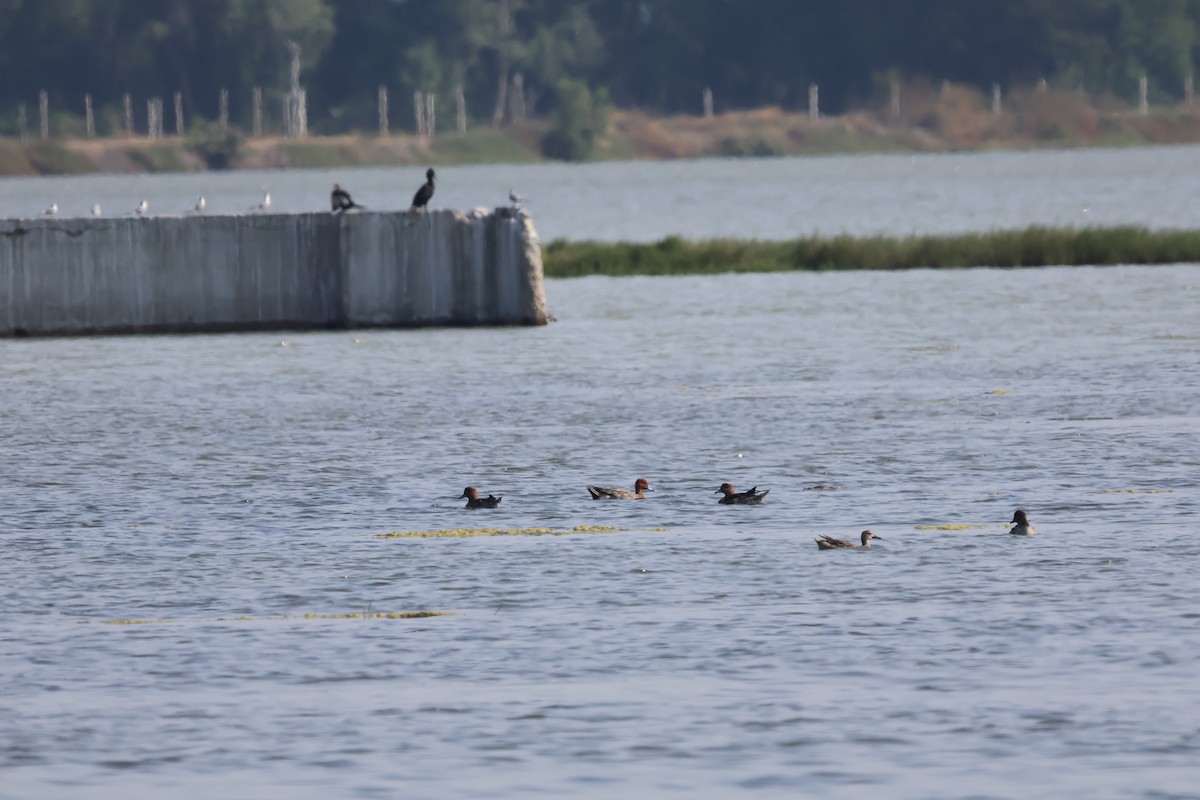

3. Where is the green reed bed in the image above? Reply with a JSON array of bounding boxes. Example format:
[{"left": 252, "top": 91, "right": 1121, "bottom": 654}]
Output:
[{"left": 542, "top": 226, "right": 1200, "bottom": 277}]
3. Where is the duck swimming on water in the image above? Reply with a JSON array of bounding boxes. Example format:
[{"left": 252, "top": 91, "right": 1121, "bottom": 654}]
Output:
[
  {"left": 460, "top": 486, "right": 502, "bottom": 509},
  {"left": 815, "top": 530, "right": 882, "bottom": 550},
  {"left": 715, "top": 483, "right": 769, "bottom": 505},
  {"left": 1009, "top": 509, "right": 1037, "bottom": 535},
  {"left": 587, "top": 477, "right": 652, "bottom": 500}
]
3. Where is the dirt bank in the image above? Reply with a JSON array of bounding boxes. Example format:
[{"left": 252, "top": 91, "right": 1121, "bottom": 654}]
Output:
[{"left": 4, "top": 82, "right": 1200, "bottom": 177}]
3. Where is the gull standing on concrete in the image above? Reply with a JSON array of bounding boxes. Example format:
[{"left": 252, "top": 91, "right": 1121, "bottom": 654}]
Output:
[
  {"left": 508, "top": 189, "right": 526, "bottom": 207},
  {"left": 331, "top": 183, "right": 364, "bottom": 213},
  {"left": 91, "top": 204, "right": 102, "bottom": 217},
  {"left": 42, "top": 203, "right": 58, "bottom": 217},
  {"left": 253, "top": 189, "right": 271, "bottom": 213},
  {"left": 410, "top": 168, "right": 435, "bottom": 212},
  {"left": 192, "top": 195, "right": 206, "bottom": 215},
  {"left": 131, "top": 200, "right": 149, "bottom": 216}
]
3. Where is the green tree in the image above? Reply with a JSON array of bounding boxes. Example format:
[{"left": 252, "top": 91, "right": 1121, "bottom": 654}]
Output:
[{"left": 541, "top": 78, "right": 610, "bottom": 160}]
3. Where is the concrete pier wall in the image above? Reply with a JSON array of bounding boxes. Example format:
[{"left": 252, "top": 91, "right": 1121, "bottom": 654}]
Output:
[{"left": 0, "top": 208, "right": 548, "bottom": 336}]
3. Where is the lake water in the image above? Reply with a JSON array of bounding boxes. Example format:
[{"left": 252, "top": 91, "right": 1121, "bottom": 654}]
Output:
[
  {"left": 3, "top": 150, "right": 1200, "bottom": 799},
  {"left": 3, "top": 144, "right": 1200, "bottom": 240}
]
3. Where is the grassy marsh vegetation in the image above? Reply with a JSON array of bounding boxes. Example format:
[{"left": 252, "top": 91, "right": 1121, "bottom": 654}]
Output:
[{"left": 542, "top": 226, "right": 1200, "bottom": 277}]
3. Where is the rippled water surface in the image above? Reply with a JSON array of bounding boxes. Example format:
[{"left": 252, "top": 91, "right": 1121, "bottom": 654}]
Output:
[
  {"left": 3, "top": 144, "right": 1200, "bottom": 240},
  {"left": 4, "top": 263, "right": 1199, "bottom": 798},
  {"left": 3, "top": 151, "right": 1200, "bottom": 798}
]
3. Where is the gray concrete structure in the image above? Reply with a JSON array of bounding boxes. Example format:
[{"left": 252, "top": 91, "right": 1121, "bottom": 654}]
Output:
[{"left": 0, "top": 208, "right": 548, "bottom": 336}]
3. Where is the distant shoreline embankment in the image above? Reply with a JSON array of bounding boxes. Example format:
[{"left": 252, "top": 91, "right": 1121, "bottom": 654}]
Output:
[{"left": 542, "top": 227, "right": 1200, "bottom": 277}]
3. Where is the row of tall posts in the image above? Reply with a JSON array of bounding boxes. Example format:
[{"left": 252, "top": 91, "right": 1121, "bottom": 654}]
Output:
[
  {"left": 698, "top": 74, "right": 1197, "bottom": 119},
  {"left": 19, "top": 71, "right": 1194, "bottom": 140},
  {"left": 10, "top": 72, "right": 534, "bottom": 141}
]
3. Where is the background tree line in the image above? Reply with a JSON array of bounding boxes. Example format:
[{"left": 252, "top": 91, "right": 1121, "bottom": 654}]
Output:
[{"left": 2, "top": 0, "right": 1199, "bottom": 138}]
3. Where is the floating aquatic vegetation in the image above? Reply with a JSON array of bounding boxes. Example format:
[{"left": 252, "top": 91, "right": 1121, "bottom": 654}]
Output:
[
  {"left": 378, "top": 524, "right": 625, "bottom": 539},
  {"left": 1092, "top": 488, "right": 1173, "bottom": 494},
  {"left": 301, "top": 611, "right": 451, "bottom": 620},
  {"left": 913, "top": 524, "right": 988, "bottom": 531}
]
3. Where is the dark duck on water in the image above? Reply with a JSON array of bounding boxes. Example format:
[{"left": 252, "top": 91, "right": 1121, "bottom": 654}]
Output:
[
  {"left": 715, "top": 482, "right": 769, "bottom": 505},
  {"left": 459, "top": 486, "right": 502, "bottom": 509}
]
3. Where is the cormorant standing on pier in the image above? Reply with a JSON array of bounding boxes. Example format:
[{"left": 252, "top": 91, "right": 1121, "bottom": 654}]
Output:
[
  {"left": 410, "top": 168, "right": 435, "bottom": 212},
  {"left": 331, "top": 183, "right": 364, "bottom": 212}
]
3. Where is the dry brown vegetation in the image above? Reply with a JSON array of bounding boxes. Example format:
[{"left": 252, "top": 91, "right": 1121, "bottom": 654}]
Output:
[{"left": 4, "top": 80, "right": 1200, "bottom": 176}]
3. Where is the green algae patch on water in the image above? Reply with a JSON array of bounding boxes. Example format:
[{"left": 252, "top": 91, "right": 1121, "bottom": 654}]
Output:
[
  {"left": 913, "top": 524, "right": 988, "bottom": 531},
  {"left": 302, "top": 611, "right": 451, "bottom": 620},
  {"left": 378, "top": 524, "right": 623, "bottom": 539}
]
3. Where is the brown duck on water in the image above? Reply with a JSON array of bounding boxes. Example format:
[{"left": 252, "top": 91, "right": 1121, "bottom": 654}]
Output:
[
  {"left": 587, "top": 477, "right": 652, "bottom": 500},
  {"left": 459, "top": 486, "right": 502, "bottom": 509},
  {"left": 815, "top": 530, "right": 882, "bottom": 550},
  {"left": 715, "top": 482, "right": 769, "bottom": 505}
]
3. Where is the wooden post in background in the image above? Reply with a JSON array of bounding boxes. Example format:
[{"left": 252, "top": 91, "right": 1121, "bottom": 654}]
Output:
[
  {"left": 297, "top": 88, "right": 307, "bottom": 137},
  {"left": 425, "top": 93, "right": 436, "bottom": 137},
  {"left": 85, "top": 94, "right": 95, "bottom": 138},
  {"left": 510, "top": 73, "right": 525, "bottom": 121},
  {"left": 39, "top": 90, "right": 48, "bottom": 139},
  {"left": 491, "top": 0, "right": 511, "bottom": 126},
  {"left": 1186, "top": 75, "right": 1195, "bottom": 107},
  {"left": 1139, "top": 74, "right": 1148, "bottom": 115},
  {"left": 147, "top": 98, "right": 157, "bottom": 139},
  {"left": 285, "top": 41, "right": 305, "bottom": 138},
  {"left": 17, "top": 103, "right": 27, "bottom": 141},
  {"left": 890, "top": 80, "right": 900, "bottom": 118},
  {"left": 252, "top": 87, "right": 263, "bottom": 137},
  {"left": 808, "top": 83, "right": 819, "bottom": 120},
  {"left": 154, "top": 97, "right": 165, "bottom": 137},
  {"left": 123, "top": 94, "right": 133, "bottom": 136},
  {"left": 414, "top": 90, "right": 426, "bottom": 136},
  {"left": 174, "top": 92, "right": 184, "bottom": 135},
  {"left": 219, "top": 88, "right": 229, "bottom": 131},
  {"left": 992, "top": 83, "right": 1002, "bottom": 115},
  {"left": 703, "top": 87, "right": 713, "bottom": 118},
  {"left": 378, "top": 85, "right": 389, "bottom": 136},
  {"left": 456, "top": 84, "right": 467, "bottom": 133}
]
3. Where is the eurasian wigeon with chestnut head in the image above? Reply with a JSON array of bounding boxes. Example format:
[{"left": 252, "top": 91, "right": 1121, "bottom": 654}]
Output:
[
  {"left": 815, "top": 530, "right": 882, "bottom": 550},
  {"left": 586, "top": 477, "right": 652, "bottom": 500},
  {"left": 459, "top": 486, "right": 502, "bottom": 509},
  {"left": 715, "top": 482, "right": 769, "bottom": 505}
]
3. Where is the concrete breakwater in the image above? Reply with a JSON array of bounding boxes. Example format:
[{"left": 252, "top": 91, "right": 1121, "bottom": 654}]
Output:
[{"left": 0, "top": 208, "right": 549, "bottom": 336}]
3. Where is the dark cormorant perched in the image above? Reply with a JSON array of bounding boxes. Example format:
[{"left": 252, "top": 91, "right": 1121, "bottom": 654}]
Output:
[
  {"left": 331, "top": 183, "right": 364, "bottom": 212},
  {"left": 410, "top": 168, "right": 435, "bottom": 211}
]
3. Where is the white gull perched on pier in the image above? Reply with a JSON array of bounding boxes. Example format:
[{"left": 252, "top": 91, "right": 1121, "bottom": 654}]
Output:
[
  {"left": 91, "top": 204, "right": 102, "bottom": 217},
  {"left": 42, "top": 203, "right": 58, "bottom": 217}
]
